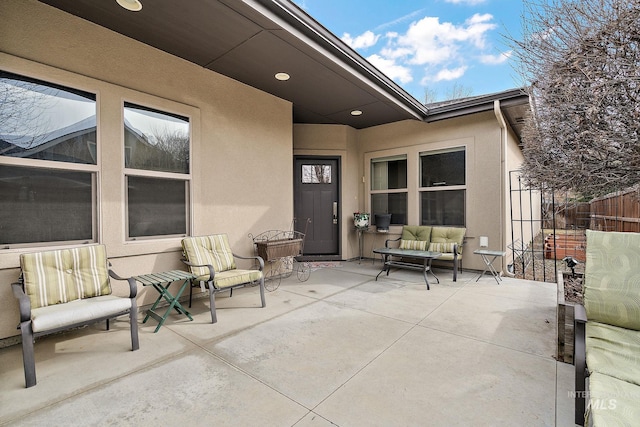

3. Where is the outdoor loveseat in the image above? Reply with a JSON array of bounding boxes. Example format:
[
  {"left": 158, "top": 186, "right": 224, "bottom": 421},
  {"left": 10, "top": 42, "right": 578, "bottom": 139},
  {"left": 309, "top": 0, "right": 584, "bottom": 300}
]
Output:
[
  {"left": 12, "top": 244, "right": 139, "bottom": 388},
  {"left": 385, "top": 226, "right": 466, "bottom": 281},
  {"left": 574, "top": 230, "right": 640, "bottom": 425},
  {"left": 181, "top": 234, "right": 265, "bottom": 324}
]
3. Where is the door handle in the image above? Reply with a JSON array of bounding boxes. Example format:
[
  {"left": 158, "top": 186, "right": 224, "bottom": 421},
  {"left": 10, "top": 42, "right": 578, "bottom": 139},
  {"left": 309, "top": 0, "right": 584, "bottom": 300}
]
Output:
[{"left": 333, "top": 201, "right": 338, "bottom": 224}]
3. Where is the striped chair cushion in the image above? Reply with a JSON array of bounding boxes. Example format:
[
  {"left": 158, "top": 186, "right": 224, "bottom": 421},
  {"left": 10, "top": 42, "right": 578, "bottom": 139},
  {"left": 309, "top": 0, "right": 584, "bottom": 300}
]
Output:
[
  {"left": 20, "top": 245, "right": 111, "bottom": 309},
  {"left": 214, "top": 269, "right": 263, "bottom": 289},
  {"left": 182, "top": 234, "right": 237, "bottom": 281},
  {"left": 399, "top": 239, "right": 427, "bottom": 251}
]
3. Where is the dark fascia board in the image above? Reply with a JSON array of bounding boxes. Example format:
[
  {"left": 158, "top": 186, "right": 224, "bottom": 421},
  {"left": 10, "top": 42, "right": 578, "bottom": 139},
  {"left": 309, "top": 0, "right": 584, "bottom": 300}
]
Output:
[
  {"left": 252, "top": 0, "right": 429, "bottom": 120},
  {"left": 425, "top": 88, "right": 529, "bottom": 123}
]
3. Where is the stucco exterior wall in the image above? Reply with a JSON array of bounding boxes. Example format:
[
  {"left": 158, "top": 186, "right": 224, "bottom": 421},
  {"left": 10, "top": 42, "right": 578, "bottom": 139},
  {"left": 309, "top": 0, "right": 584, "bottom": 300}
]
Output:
[
  {"left": 0, "top": 0, "right": 293, "bottom": 339},
  {"left": 353, "top": 113, "right": 506, "bottom": 270}
]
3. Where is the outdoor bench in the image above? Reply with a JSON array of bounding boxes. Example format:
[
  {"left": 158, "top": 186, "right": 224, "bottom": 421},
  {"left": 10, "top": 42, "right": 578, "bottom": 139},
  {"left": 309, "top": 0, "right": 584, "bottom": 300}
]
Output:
[
  {"left": 574, "top": 230, "right": 640, "bottom": 425},
  {"left": 384, "top": 225, "right": 466, "bottom": 281},
  {"left": 12, "top": 244, "right": 139, "bottom": 388}
]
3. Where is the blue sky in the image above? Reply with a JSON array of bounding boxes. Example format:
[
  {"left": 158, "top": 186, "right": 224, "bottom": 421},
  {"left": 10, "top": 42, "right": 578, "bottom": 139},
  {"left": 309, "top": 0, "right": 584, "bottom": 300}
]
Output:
[{"left": 292, "top": 0, "right": 525, "bottom": 103}]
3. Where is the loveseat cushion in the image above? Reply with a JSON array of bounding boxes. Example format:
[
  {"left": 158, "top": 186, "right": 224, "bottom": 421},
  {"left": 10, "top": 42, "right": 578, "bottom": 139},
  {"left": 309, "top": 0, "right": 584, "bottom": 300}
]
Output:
[
  {"left": 586, "top": 321, "right": 640, "bottom": 386},
  {"left": 401, "top": 226, "right": 432, "bottom": 242},
  {"left": 584, "top": 230, "right": 640, "bottom": 330},
  {"left": 213, "top": 269, "right": 263, "bottom": 289},
  {"left": 20, "top": 245, "right": 111, "bottom": 309},
  {"left": 587, "top": 372, "right": 640, "bottom": 426},
  {"left": 430, "top": 227, "right": 466, "bottom": 254},
  {"left": 182, "top": 234, "right": 237, "bottom": 280}
]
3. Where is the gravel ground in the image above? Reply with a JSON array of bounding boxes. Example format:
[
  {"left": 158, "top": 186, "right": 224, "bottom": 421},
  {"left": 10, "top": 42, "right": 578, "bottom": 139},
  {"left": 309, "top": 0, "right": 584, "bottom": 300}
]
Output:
[{"left": 510, "top": 233, "right": 585, "bottom": 305}]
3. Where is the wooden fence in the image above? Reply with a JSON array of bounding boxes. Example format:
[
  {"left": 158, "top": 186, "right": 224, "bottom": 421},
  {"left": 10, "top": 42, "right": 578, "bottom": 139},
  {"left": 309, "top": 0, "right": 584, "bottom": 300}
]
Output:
[{"left": 590, "top": 186, "right": 640, "bottom": 232}]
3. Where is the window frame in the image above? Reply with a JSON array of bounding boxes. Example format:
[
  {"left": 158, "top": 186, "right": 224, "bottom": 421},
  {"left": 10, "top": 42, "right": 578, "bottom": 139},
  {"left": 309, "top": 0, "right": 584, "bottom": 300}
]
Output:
[
  {"left": 419, "top": 147, "right": 467, "bottom": 226},
  {"left": 0, "top": 70, "right": 100, "bottom": 249},
  {"left": 369, "top": 154, "right": 408, "bottom": 226},
  {"left": 122, "top": 100, "right": 193, "bottom": 241}
]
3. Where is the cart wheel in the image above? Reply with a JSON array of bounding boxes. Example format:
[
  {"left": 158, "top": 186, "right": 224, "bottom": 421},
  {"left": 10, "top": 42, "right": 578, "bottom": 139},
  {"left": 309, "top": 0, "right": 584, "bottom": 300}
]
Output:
[
  {"left": 264, "top": 260, "right": 282, "bottom": 291},
  {"left": 296, "top": 260, "right": 311, "bottom": 282},
  {"left": 282, "top": 256, "right": 294, "bottom": 279}
]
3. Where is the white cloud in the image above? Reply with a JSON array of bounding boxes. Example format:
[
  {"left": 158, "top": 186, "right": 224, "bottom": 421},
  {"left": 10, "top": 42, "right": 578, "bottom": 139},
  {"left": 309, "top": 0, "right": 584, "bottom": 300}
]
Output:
[
  {"left": 341, "top": 30, "right": 380, "bottom": 49},
  {"left": 433, "top": 66, "right": 468, "bottom": 82},
  {"left": 479, "top": 51, "right": 512, "bottom": 65},
  {"left": 367, "top": 54, "right": 413, "bottom": 84},
  {"left": 384, "top": 13, "right": 497, "bottom": 67}
]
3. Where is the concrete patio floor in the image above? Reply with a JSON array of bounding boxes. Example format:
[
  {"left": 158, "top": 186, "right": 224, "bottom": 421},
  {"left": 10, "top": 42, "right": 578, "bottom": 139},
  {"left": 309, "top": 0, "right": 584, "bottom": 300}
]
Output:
[{"left": 0, "top": 261, "right": 576, "bottom": 426}]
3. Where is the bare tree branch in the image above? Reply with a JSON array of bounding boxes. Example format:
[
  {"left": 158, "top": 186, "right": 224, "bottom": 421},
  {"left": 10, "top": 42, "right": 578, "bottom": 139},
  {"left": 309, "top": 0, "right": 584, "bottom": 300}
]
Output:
[{"left": 508, "top": 0, "right": 640, "bottom": 198}]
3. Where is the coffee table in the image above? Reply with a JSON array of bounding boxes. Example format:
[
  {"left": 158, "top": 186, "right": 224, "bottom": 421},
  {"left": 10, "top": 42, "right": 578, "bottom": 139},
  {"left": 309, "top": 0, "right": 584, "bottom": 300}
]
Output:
[{"left": 373, "top": 247, "right": 441, "bottom": 289}]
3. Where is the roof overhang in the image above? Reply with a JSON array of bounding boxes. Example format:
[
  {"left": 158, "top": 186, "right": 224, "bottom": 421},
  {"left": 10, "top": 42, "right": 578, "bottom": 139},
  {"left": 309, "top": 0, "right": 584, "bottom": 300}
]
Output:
[
  {"left": 37, "top": 0, "right": 428, "bottom": 129},
  {"left": 425, "top": 88, "right": 530, "bottom": 139},
  {"left": 35, "top": 0, "right": 528, "bottom": 134}
]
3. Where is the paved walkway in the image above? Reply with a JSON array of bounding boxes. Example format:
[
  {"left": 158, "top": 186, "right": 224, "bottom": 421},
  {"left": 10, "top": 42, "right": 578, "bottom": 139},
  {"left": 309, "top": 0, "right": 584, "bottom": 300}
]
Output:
[{"left": 0, "top": 261, "right": 576, "bottom": 426}]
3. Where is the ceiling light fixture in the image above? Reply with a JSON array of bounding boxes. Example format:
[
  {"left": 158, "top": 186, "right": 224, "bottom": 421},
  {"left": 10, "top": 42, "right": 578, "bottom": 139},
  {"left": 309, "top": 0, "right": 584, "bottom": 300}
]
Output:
[
  {"left": 116, "top": 0, "right": 142, "bottom": 12},
  {"left": 350, "top": 110, "right": 363, "bottom": 116},
  {"left": 275, "top": 72, "right": 290, "bottom": 81}
]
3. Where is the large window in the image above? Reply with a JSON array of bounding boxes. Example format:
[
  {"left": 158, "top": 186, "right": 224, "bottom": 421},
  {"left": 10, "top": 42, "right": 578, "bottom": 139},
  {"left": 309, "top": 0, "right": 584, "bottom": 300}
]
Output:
[
  {"left": 420, "top": 148, "right": 465, "bottom": 226},
  {"left": 0, "top": 71, "right": 97, "bottom": 247},
  {"left": 371, "top": 155, "right": 407, "bottom": 225},
  {"left": 124, "top": 102, "right": 190, "bottom": 239}
]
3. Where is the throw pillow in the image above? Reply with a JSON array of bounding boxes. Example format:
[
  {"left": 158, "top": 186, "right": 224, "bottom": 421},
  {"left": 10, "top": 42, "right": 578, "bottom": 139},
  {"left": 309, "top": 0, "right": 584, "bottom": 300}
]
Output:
[{"left": 400, "top": 239, "right": 427, "bottom": 251}]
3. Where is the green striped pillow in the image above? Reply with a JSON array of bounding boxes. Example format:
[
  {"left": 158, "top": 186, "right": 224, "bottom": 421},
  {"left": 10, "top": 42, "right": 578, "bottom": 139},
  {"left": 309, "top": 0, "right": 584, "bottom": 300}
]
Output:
[
  {"left": 20, "top": 245, "right": 111, "bottom": 309},
  {"left": 182, "top": 234, "right": 237, "bottom": 280},
  {"left": 428, "top": 242, "right": 456, "bottom": 254},
  {"left": 399, "top": 239, "right": 427, "bottom": 251}
]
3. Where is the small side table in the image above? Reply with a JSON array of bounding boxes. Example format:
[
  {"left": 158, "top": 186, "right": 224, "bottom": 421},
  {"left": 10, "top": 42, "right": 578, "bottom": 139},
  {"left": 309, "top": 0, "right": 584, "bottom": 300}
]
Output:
[
  {"left": 134, "top": 270, "right": 195, "bottom": 332},
  {"left": 474, "top": 249, "right": 506, "bottom": 284},
  {"left": 355, "top": 227, "right": 369, "bottom": 263}
]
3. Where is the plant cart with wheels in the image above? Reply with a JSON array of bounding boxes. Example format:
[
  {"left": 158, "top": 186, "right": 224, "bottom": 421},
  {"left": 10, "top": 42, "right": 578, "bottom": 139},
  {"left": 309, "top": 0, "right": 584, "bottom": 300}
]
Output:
[{"left": 249, "top": 219, "right": 311, "bottom": 291}]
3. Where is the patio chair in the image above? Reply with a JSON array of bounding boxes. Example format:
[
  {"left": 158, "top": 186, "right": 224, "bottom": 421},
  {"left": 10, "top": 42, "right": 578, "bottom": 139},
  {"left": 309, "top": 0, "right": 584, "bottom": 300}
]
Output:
[
  {"left": 181, "top": 234, "right": 265, "bottom": 323},
  {"left": 12, "top": 244, "right": 139, "bottom": 388}
]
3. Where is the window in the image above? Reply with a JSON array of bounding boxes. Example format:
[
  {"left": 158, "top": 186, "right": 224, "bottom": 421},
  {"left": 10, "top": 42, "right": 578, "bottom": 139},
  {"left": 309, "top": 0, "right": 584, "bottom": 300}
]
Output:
[
  {"left": 0, "top": 71, "right": 97, "bottom": 247},
  {"left": 371, "top": 155, "right": 407, "bottom": 225},
  {"left": 124, "top": 102, "right": 190, "bottom": 239},
  {"left": 302, "top": 164, "right": 331, "bottom": 183},
  {"left": 420, "top": 148, "right": 465, "bottom": 226}
]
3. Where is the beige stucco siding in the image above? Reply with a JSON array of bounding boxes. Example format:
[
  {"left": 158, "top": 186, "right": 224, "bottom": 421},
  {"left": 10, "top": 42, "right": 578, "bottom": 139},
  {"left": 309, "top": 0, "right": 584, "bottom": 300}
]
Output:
[
  {"left": 353, "top": 113, "right": 506, "bottom": 269},
  {"left": 0, "top": 0, "right": 292, "bottom": 339}
]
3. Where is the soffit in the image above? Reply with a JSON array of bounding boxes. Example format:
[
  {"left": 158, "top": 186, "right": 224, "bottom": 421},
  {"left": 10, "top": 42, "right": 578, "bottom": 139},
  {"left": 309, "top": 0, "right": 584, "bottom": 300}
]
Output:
[{"left": 37, "top": 0, "right": 425, "bottom": 129}]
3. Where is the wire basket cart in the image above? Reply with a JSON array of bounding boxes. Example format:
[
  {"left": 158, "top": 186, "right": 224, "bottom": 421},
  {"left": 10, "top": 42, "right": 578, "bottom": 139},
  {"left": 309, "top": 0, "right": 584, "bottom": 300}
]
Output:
[{"left": 249, "top": 219, "right": 311, "bottom": 291}]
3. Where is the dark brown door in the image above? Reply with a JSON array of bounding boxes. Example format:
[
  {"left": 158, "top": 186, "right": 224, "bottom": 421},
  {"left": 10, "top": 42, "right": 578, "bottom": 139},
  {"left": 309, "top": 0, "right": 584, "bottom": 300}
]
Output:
[{"left": 293, "top": 156, "right": 340, "bottom": 256}]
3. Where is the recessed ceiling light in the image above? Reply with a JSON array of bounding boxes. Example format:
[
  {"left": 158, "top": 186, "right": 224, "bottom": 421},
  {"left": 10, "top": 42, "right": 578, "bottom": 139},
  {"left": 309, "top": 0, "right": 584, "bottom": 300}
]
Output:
[
  {"left": 116, "top": 0, "right": 142, "bottom": 12},
  {"left": 350, "top": 110, "right": 363, "bottom": 116},
  {"left": 275, "top": 72, "right": 290, "bottom": 81}
]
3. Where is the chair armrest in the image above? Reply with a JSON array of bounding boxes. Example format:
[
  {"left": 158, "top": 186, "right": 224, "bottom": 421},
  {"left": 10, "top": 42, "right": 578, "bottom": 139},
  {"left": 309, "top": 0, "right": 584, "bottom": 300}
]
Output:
[
  {"left": 453, "top": 243, "right": 459, "bottom": 256},
  {"left": 574, "top": 303, "right": 588, "bottom": 425},
  {"left": 12, "top": 280, "right": 31, "bottom": 323},
  {"left": 108, "top": 269, "right": 138, "bottom": 299},
  {"left": 233, "top": 253, "right": 265, "bottom": 271},
  {"left": 181, "top": 259, "right": 216, "bottom": 281},
  {"left": 385, "top": 236, "right": 401, "bottom": 248}
]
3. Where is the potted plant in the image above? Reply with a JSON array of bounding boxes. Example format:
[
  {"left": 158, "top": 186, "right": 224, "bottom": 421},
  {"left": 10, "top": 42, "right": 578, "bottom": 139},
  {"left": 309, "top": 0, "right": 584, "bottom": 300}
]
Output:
[
  {"left": 353, "top": 212, "right": 370, "bottom": 229},
  {"left": 375, "top": 213, "right": 392, "bottom": 232}
]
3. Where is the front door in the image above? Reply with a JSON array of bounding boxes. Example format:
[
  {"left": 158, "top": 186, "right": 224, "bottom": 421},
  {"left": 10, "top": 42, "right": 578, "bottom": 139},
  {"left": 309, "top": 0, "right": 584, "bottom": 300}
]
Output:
[{"left": 293, "top": 156, "right": 340, "bottom": 257}]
